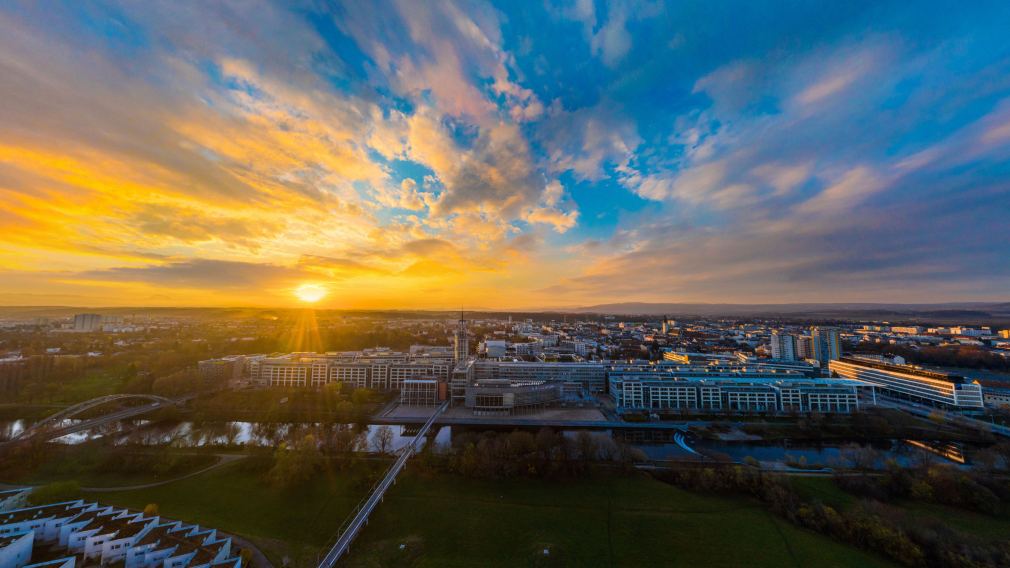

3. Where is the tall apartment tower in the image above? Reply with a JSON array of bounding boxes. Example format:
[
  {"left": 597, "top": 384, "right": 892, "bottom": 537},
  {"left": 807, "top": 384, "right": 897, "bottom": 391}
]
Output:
[
  {"left": 796, "top": 335, "right": 814, "bottom": 359},
  {"left": 811, "top": 327, "right": 842, "bottom": 366},
  {"left": 661, "top": 315, "right": 669, "bottom": 335},
  {"left": 453, "top": 311, "right": 469, "bottom": 364},
  {"left": 769, "top": 332, "right": 797, "bottom": 361}
]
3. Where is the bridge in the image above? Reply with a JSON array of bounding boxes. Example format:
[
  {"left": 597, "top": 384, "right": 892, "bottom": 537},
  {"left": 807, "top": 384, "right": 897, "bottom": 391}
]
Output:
[
  {"left": 7, "top": 393, "right": 190, "bottom": 444},
  {"left": 318, "top": 401, "right": 448, "bottom": 568}
]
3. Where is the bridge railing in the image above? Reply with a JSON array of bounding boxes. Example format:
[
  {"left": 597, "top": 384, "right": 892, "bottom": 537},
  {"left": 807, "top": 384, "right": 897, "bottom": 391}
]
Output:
[{"left": 317, "top": 401, "right": 446, "bottom": 567}]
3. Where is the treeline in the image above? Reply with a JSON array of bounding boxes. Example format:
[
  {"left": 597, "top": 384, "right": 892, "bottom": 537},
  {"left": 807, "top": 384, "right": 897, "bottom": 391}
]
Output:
[
  {"left": 658, "top": 466, "right": 1010, "bottom": 567},
  {"left": 835, "top": 459, "right": 1010, "bottom": 515},
  {"left": 413, "top": 429, "right": 647, "bottom": 479},
  {"left": 856, "top": 342, "right": 1010, "bottom": 372}
]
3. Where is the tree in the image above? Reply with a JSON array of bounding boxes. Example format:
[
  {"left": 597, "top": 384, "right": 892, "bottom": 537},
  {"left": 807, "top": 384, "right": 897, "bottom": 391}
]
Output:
[
  {"left": 143, "top": 503, "right": 159, "bottom": 516},
  {"left": 267, "top": 434, "right": 323, "bottom": 488},
  {"left": 576, "top": 431, "right": 598, "bottom": 462},
  {"left": 373, "top": 425, "right": 395, "bottom": 454}
]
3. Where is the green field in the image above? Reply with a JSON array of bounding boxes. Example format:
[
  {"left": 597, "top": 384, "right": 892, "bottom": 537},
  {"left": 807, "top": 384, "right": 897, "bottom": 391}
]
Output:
[
  {"left": 342, "top": 472, "right": 894, "bottom": 568},
  {"left": 0, "top": 445, "right": 219, "bottom": 488},
  {"left": 92, "top": 458, "right": 389, "bottom": 566},
  {"left": 90, "top": 460, "right": 894, "bottom": 568}
]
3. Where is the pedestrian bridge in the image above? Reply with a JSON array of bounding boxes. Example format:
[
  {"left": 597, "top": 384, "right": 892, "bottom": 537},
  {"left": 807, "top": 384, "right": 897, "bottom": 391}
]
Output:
[
  {"left": 318, "top": 401, "right": 448, "bottom": 568},
  {"left": 9, "top": 393, "right": 183, "bottom": 443}
]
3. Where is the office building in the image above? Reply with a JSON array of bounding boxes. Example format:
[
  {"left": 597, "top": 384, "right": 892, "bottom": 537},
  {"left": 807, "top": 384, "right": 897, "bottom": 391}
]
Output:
[
  {"left": 256, "top": 351, "right": 451, "bottom": 390},
  {"left": 609, "top": 375, "right": 865, "bottom": 414},
  {"left": 478, "top": 361, "right": 606, "bottom": 392},
  {"left": 829, "top": 356, "right": 984, "bottom": 411},
  {"left": 399, "top": 379, "right": 441, "bottom": 406},
  {"left": 464, "top": 379, "right": 563, "bottom": 415},
  {"left": 769, "top": 332, "right": 797, "bottom": 361}
]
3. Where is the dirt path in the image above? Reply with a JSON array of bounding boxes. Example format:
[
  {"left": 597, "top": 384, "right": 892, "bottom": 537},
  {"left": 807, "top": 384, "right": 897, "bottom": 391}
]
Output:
[{"left": 80, "top": 453, "right": 247, "bottom": 492}]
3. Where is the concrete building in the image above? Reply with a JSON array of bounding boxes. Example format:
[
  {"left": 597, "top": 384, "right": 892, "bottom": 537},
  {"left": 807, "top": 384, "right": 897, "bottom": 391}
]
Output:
[
  {"left": 769, "top": 333, "right": 797, "bottom": 361},
  {"left": 399, "top": 379, "right": 440, "bottom": 406},
  {"left": 463, "top": 379, "right": 563, "bottom": 415},
  {"left": 0, "top": 491, "right": 29, "bottom": 514},
  {"left": 478, "top": 361, "right": 606, "bottom": 392},
  {"left": 609, "top": 375, "right": 865, "bottom": 414},
  {"left": 256, "top": 352, "right": 451, "bottom": 390},
  {"left": 453, "top": 313, "right": 469, "bottom": 364},
  {"left": 811, "top": 327, "right": 842, "bottom": 367},
  {"left": 481, "top": 340, "right": 508, "bottom": 358},
  {"left": 0, "top": 500, "right": 240, "bottom": 568},
  {"left": 0, "top": 531, "right": 32, "bottom": 568},
  {"left": 983, "top": 383, "right": 1010, "bottom": 409},
  {"left": 795, "top": 335, "right": 814, "bottom": 359},
  {"left": 829, "top": 356, "right": 984, "bottom": 411}
]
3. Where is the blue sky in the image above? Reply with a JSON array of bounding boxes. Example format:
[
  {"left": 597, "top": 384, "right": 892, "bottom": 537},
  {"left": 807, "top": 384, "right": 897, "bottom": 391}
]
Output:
[{"left": 0, "top": 1, "right": 1008, "bottom": 307}]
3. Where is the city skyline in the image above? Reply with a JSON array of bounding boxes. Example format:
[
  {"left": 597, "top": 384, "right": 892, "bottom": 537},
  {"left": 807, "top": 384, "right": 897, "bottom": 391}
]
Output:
[{"left": 2, "top": 1, "right": 1010, "bottom": 309}]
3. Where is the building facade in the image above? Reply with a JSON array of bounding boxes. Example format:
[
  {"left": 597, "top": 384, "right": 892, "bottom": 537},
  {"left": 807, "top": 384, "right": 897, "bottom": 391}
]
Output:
[
  {"left": 829, "top": 356, "right": 984, "bottom": 411},
  {"left": 609, "top": 374, "right": 864, "bottom": 414}
]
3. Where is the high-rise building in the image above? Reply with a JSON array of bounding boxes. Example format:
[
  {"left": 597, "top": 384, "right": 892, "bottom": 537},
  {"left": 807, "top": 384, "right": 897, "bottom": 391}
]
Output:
[
  {"left": 453, "top": 311, "right": 469, "bottom": 364},
  {"left": 795, "top": 335, "right": 814, "bottom": 359},
  {"left": 72, "top": 313, "right": 102, "bottom": 332},
  {"left": 660, "top": 316, "right": 669, "bottom": 335},
  {"left": 769, "top": 332, "right": 797, "bottom": 361},
  {"left": 811, "top": 327, "right": 842, "bottom": 366}
]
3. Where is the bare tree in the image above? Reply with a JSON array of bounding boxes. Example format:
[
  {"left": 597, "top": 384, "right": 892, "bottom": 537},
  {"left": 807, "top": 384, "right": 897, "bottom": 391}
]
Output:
[{"left": 373, "top": 425, "right": 395, "bottom": 454}]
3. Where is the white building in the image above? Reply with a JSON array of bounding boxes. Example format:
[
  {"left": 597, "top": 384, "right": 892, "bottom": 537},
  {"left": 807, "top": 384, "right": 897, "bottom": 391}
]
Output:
[
  {"left": 829, "top": 356, "right": 984, "bottom": 411},
  {"left": 0, "top": 531, "right": 33, "bottom": 568},
  {"left": 769, "top": 332, "right": 797, "bottom": 361},
  {"left": 0, "top": 500, "right": 239, "bottom": 568},
  {"left": 609, "top": 374, "right": 865, "bottom": 414}
]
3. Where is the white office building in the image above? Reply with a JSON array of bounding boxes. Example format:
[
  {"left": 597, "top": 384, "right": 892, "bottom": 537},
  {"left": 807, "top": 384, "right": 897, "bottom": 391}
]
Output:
[{"left": 829, "top": 356, "right": 984, "bottom": 411}]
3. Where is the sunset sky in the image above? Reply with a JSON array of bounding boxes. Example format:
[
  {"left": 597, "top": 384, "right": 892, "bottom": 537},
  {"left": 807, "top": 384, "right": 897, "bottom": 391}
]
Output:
[{"left": 1, "top": 1, "right": 1009, "bottom": 308}]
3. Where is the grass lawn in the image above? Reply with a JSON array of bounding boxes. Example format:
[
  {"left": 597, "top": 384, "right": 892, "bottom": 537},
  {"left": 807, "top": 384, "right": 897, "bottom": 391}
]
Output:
[
  {"left": 341, "top": 471, "right": 895, "bottom": 568},
  {"left": 896, "top": 500, "right": 1010, "bottom": 543},
  {"left": 788, "top": 476, "right": 858, "bottom": 509},
  {"left": 0, "top": 444, "right": 218, "bottom": 488},
  {"left": 92, "top": 457, "right": 389, "bottom": 566}
]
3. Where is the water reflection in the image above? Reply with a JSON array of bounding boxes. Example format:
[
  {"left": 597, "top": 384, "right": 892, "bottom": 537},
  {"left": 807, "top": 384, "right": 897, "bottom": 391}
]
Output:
[{"left": 0, "top": 418, "right": 974, "bottom": 467}]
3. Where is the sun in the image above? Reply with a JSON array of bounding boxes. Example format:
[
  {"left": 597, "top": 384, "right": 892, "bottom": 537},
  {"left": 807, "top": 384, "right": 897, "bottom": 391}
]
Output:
[{"left": 293, "top": 283, "right": 328, "bottom": 304}]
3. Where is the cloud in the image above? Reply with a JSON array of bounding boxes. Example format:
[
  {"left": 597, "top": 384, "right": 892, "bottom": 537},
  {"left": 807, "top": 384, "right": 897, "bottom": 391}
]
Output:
[{"left": 76, "top": 259, "right": 314, "bottom": 289}]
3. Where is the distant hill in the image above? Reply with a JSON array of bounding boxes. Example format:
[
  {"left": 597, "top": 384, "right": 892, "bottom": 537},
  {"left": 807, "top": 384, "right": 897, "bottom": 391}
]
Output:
[{"left": 569, "top": 302, "right": 1010, "bottom": 322}]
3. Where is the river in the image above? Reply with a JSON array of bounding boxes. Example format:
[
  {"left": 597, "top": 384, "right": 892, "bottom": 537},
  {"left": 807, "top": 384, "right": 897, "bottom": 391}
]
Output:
[{"left": 1, "top": 417, "right": 982, "bottom": 469}]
